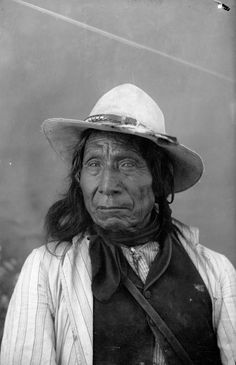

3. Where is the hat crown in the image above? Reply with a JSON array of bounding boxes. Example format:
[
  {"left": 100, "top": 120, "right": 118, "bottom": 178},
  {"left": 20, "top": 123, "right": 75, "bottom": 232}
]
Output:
[{"left": 89, "top": 83, "right": 166, "bottom": 134}]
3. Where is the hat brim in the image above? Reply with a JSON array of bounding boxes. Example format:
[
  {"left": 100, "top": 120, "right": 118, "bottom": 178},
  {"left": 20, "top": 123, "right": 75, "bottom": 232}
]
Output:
[{"left": 42, "top": 118, "right": 204, "bottom": 193}]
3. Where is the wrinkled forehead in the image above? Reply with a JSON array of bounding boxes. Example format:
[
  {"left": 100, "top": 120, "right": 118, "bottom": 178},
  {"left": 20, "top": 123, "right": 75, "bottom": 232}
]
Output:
[{"left": 84, "top": 130, "right": 144, "bottom": 155}]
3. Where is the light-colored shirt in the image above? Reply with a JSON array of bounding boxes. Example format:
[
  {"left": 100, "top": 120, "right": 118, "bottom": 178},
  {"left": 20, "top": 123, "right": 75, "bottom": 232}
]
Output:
[
  {"left": 121, "top": 241, "right": 160, "bottom": 282},
  {"left": 1, "top": 220, "right": 236, "bottom": 365}
]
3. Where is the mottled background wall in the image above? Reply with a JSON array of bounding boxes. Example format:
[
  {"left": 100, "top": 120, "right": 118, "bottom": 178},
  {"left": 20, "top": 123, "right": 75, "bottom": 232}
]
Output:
[{"left": 0, "top": 0, "right": 235, "bottom": 337}]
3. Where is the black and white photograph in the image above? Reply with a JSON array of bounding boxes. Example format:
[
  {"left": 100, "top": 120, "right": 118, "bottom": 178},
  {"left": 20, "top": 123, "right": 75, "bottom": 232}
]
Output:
[{"left": 0, "top": 0, "right": 235, "bottom": 364}]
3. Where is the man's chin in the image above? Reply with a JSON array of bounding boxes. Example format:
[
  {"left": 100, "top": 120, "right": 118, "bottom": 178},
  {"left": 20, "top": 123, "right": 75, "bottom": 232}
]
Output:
[{"left": 94, "top": 218, "right": 132, "bottom": 232}]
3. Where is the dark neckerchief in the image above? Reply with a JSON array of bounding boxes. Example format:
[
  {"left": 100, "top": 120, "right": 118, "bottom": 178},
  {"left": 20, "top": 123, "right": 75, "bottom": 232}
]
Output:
[{"left": 89, "top": 212, "right": 162, "bottom": 302}]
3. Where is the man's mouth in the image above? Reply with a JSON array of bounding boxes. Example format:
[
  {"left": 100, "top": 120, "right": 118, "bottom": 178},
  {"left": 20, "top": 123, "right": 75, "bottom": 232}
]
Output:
[{"left": 97, "top": 206, "right": 128, "bottom": 210}]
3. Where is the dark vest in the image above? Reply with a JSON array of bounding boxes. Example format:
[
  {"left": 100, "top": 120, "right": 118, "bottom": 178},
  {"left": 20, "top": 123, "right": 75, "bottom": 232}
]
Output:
[{"left": 93, "top": 237, "right": 222, "bottom": 365}]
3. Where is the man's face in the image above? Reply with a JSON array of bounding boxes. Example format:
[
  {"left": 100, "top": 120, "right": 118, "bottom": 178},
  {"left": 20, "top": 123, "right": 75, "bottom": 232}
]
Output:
[{"left": 79, "top": 131, "right": 155, "bottom": 232}]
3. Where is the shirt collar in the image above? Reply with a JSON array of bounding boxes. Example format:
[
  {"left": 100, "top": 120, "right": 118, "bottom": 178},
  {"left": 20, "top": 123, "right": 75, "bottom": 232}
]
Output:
[{"left": 172, "top": 218, "right": 199, "bottom": 245}]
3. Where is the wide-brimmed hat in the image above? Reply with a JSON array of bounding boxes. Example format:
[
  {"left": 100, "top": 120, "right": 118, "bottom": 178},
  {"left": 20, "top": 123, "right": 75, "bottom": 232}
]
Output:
[{"left": 42, "top": 83, "right": 203, "bottom": 193}]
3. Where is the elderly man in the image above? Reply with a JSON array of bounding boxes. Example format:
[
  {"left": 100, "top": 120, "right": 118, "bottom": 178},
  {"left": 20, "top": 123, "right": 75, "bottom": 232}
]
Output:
[{"left": 1, "top": 84, "right": 236, "bottom": 365}]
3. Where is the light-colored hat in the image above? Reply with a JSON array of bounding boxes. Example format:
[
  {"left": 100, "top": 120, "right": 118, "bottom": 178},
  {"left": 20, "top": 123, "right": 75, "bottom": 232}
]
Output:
[{"left": 42, "top": 83, "right": 203, "bottom": 193}]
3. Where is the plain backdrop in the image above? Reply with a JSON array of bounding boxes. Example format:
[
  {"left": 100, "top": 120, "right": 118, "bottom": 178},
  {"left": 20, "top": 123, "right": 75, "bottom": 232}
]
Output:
[{"left": 0, "top": 0, "right": 235, "bottom": 268}]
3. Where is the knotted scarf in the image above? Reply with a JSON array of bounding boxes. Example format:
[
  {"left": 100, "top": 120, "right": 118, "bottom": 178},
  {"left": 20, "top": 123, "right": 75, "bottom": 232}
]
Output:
[{"left": 89, "top": 211, "right": 163, "bottom": 302}]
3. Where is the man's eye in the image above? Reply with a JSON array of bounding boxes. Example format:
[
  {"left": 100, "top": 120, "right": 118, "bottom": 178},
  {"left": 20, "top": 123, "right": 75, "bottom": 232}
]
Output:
[
  {"left": 88, "top": 162, "right": 100, "bottom": 167},
  {"left": 85, "top": 160, "right": 101, "bottom": 169},
  {"left": 87, "top": 161, "right": 101, "bottom": 168},
  {"left": 120, "top": 161, "right": 136, "bottom": 169}
]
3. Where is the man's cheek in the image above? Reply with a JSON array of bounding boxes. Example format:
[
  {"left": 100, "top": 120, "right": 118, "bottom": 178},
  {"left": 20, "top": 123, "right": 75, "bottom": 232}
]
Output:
[
  {"left": 138, "top": 184, "right": 154, "bottom": 201},
  {"left": 82, "top": 194, "right": 94, "bottom": 214},
  {"left": 137, "top": 187, "right": 155, "bottom": 212}
]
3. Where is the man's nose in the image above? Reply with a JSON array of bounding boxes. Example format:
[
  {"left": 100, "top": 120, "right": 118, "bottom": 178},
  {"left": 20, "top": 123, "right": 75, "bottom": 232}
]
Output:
[{"left": 98, "top": 167, "right": 122, "bottom": 195}]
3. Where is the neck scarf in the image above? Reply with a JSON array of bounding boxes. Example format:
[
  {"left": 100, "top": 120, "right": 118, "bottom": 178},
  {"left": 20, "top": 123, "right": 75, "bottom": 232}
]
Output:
[{"left": 89, "top": 211, "right": 162, "bottom": 302}]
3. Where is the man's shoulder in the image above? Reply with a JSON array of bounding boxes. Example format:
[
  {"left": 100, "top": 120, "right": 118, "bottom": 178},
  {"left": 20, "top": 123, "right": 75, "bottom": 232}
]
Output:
[
  {"left": 24, "top": 235, "right": 88, "bottom": 271},
  {"left": 173, "top": 218, "right": 235, "bottom": 278},
  {"left": 28, "top": 241, "right": 71, "bottom": 264},
  {"left": 172, "top": 218, "right": 199, "bottom": 246}
]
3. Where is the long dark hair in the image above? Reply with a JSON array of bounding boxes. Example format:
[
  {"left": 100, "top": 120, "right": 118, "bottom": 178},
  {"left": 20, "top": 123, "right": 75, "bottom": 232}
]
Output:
[{"left": 44, "top": 129, "right": 177, "bottom": 245}]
